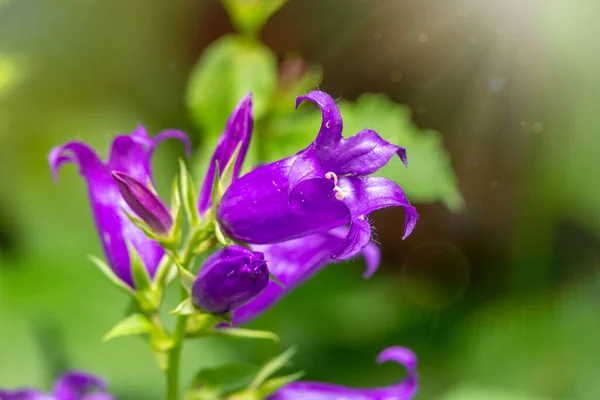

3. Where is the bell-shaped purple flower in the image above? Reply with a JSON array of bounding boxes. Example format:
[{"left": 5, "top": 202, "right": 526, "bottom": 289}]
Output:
[
  {"left": 217, "top": 90, "right": 418, "bottom": 261},
  {"left": 269, "top": 347, "right": 417, "bottom": 400},
  {"left": 112, "top": 171, "right": 173, "bottom": 236},
  {"left": 0, "top": 371, "right": 114, "bottom": 400},
  {"left": 231, "top": 226, "right": 380, "bottom": 325},
  {"left": 191, "top": 245, "right": 269, "bottom": 314},
  {"left": 49, "top": 125, "right": 190, "bottom": 288}
]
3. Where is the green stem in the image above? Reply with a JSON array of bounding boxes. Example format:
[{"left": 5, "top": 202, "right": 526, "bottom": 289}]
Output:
[{"left": 166, "top": 287, "right": 189, "bottom": 400}]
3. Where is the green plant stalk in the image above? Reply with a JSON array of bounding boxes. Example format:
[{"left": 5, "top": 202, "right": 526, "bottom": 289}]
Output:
[
  {"left": 165, "top": 225, "right": 210, "bottom": 400},
  {"left": 166, "top": 286, "right": 189, "bottom": 400}
]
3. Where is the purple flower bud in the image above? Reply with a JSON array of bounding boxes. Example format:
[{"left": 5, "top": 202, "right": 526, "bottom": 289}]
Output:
[
  {"left": 112, "top": 171, "right": 173, "bottom": 236},
  {"left": 192, "top": 245, "right": 269, "bottom": 314}
]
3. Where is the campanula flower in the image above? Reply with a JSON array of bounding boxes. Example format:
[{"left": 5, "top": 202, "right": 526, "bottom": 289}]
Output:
[
  {"left": 49, "top": 125, "right": 190, "bottom": 288},
  {"left": 0, "top": 371, "right": 114, "bottom": 400},
  {"left": 217, "top": 90, "right": 418, "bottom": 260},
  {"left": 197, "top": 93, "right": 253, "bottom": 215},
  {"left": 192, "top": 245, "right": 269, "bottom": 314},
  {"left": 269, "top": 347, "right": 417, "bottom": 400},
  {"left": 112, "top": 171, "right": 173, "bottom": 236},
  {"left": 232, "top": 226, "right": 380, "bottom": 325}
]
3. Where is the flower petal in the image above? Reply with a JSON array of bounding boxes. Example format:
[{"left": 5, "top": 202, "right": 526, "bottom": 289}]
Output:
[
  {"left": 288, "top": 145, "right": 327, "bottom": 196},
  {"left": 198, "top": 94, "right": 253, "bottom": 215},
  {"left": 218, "top": 157, "right": 350, "bottom": 244},
  {"left": 320, "top": 129, "right": 408, "bottom": 176},
  {"left": 108, "top": 125, "right": 190, "bottom": 183},
  {"left": 231, "top": 227, "right": 380, "bottom": 325},
  {"left": 338, "top": 176, "right": 418, "bottom": 240},
  {"left": 331, "top": 215, "right": 372, "bottom": 261},
  {"left": 268, "top": 346, "right": 418, "bottom": 400},
  {"left": 0, "top": 388, "right": 54, "bottom": 400},
  {"left": 296, "top": 90, "right": 342, "bottom": 148},
  {"left": 53, "top": 371, "right": 111, "bottom": 400}
]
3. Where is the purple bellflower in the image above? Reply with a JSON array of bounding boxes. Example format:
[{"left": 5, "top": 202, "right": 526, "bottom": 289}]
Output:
[
  {"left": 269, "top": 347, "right": 417, "bottom": 400},
  {"left": 191, "top": 245, "right": 269, "bottom": 314},
  {"left": 49, "top": 125, "right": 190, "bottom": 288},
  {"left": 217, "top": 90, "right": 418, "bottom": 260},
  {"left": 112, "top": 171, "right": 173, "bottom": 237},
  {"left": 232, "top": 226, "right": 380, "bottom": 325},
  {"left": 0, "top": 371, "right": 114, "bottom": 400}
]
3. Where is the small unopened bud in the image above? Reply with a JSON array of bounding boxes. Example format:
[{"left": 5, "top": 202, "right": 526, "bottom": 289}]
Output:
[
  {"left": 112, "top": 171, "right": 173, "bottom": 236},
  {"left": 192, "top": 245, "right": 269, "bottom": 314}
]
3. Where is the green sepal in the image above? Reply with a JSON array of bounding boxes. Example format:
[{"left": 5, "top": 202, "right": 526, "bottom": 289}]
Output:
[
  {"left": 193, "top": 237, "right": 217, "bottom": 256},
  {"left": 179, "top": 159, "right": 200, "bottom": 227},
  {"left": 219, "top": 142, "right": 243, "bottom": 194},
  {"left": 102, "top": 313, "right": 153, "bottom": 341},
  {"left": 212, "top": 327, "right": 279, "bottom": 343},
  {"left": 248, "top": 346, "right": 297, "bottom": 390},
  {"left": 87, "top": 255, "right": 136, "bottom": 296},
  {"left": 123, "top": 208, "right": 160, "bottom": 241},
  {"left": 186, "top": 313, "right": 220, "bottom": 337},
  {"left": 214, "top": 222, "right": 228, "bottom": 246},
  {"left": 152, "top": 254, "right": 175, "bottom": 291},
  {"left": 185, "top": 362, "right": 259, "bottom": 400},
  {"left": 254, "top": 371, "right": 305, "bottom": 399},
  {"left": 209, "top": 160, "right": 222, "bottom": 219},
  {"left": 127, "top": 240, "right": 161, "bottom": 311},
  {"left": 174, "top": 259, "right": 196, "bottom": 294},
  {"left": 171, "top": 297, "right": 195, "bottom": 316},
  {"left": 268, "top": 272, "right": 285, "bottom": 289}
]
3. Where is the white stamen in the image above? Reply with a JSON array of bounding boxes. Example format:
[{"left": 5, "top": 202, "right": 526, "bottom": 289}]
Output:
[
  {"left": 333, "top": 186, "right": 345, "bottom": 200},
  {"left": 325, "top": 171, "right": 338, "bottom": 185}
]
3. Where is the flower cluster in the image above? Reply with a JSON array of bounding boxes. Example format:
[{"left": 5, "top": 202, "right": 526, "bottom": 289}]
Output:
[{"left": 2, "top": 91, "right": 419, "bottom": 400}]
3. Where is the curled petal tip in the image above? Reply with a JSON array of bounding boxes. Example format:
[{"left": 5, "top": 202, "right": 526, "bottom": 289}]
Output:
[
  {"left": 154, "top": 129, "right": 193, "bottom": 157},
  {"left": 397, "top": 146, "right": 408, "bottom": 167}
]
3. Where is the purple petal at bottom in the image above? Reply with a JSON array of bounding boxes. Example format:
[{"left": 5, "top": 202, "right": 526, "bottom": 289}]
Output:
[{"left": 269, "top": 347, "right": 418, "bottom": 400}]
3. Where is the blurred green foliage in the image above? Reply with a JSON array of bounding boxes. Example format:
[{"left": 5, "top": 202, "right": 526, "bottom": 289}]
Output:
[{"left": 0, "top": 0, "right": 599, "bottom": 399}]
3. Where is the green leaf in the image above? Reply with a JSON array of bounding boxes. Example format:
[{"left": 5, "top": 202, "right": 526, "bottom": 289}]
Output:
[
  {"left": 255, "top": 371, "right": 305, "bottom": 398},
  {"left": 213, "top": 327, "right": 279, "bottom": 342},
  {"left": 248, "top": 346, "right": 297, "bottom": 390},
  {"left": 87, "top": 255, "right": 136, "bottom": 296},
  {"left": 188, "top": 362, "right": 259, "bottom": 400},
  {"left": 221, "top": 0, "right": 287, "bottom": 36},
  {"left": 186, "top": 35, "right": 277, "bottom": 138},
  {"left": 102, "top": 313, "right": 153, "bottom": 341},
  {"left": 179, "top": 160, "right": 200, "bottom": 227}
]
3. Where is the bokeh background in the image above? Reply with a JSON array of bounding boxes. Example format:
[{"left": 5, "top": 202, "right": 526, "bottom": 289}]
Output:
[{"left": 1, "top": 0, "right": 599, "bottom": 399}]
